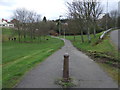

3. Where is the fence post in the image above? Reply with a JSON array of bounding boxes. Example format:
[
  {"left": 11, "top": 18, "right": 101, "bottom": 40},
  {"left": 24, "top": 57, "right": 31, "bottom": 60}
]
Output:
[{"left": 63, "top": 53, "right": 69, "bottom": 82}]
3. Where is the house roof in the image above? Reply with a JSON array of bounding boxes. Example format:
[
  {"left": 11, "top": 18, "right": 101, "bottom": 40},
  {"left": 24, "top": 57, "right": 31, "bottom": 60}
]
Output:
[{"left": 0, "top": 20, "right": 7, "bottom": 24}]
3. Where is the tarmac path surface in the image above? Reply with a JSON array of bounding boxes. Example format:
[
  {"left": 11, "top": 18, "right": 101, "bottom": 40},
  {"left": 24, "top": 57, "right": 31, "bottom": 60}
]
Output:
[
  {"left": 110, "top": 30, "right": 120, "bottom": 50},
  {"left": 16, "top": 37, "right": 118, "bottom": 88}
]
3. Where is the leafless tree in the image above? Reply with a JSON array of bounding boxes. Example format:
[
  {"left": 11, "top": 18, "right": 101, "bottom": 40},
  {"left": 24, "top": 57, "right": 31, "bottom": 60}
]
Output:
[
  {"left": 91, "top": 0, "right": 103, "bottom": 37},
  {"left": 67, "top": 1, "right": 85, "bottom": 42},
  {"left": 110, "top": 10, "right": 118, "bottom": 28},
  {"left": 12, "top": 8, "right": 58, "bottom": 43},
  {"left": 13, "top": 8, "right": 24, "bottom": 42},
  {"left": 12, "top": 8, "right": 42, "bottom": 42},
  {"left": 83, "top": 0, "right": 94, "bottom": 43},
  {"left": 67, "top": 19, "right": 79, "bottom": 41},
  {"left": 66, "top": 0, "right": 103, "bottom": 42}
]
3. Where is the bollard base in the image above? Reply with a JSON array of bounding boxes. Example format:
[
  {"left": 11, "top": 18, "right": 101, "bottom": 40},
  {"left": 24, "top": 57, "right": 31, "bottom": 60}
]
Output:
[
  {"left": 62, "top": 78, "right": 70, "bottom": 83},
  {"left": 55, "top": 77, "right": 77, "bottom": 88}
]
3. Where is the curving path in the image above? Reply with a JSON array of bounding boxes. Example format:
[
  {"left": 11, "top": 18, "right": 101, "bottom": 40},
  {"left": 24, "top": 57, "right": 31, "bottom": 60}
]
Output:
[
  {"left": 15, "top": 37, "right": 118, "bottom": 88},
  {"left": 110, "top": 30, "right": 120, "bottom": 50}
]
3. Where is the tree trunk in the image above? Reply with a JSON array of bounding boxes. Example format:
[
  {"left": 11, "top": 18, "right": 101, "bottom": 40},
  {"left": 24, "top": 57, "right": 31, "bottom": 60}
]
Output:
[
  {"left": 44, "top": 35, "right": 46, "bottom": 40},
  {"left": 80, "top": 30, "right": 84, "bottom": 43},
  {"left": 24, "top": 31, "right": 26, "bottom": 42},
  {"left": 39, "top": 35, "right": 41, "bottom": 42},
  {"left": 18, "top": 30, "right": 21, "bottom": 43},
  {"left": 73, "top": 34, "right": 75, "bottom": 41},
  {"left": 87, "top": 27, "right": 91, "bottom": 43},
  {"left": 17, "top": 27, "right": 21, "bottom": 43},
  {"left": 33, "top": 35, "right": 36, "bottom": 40},
  {"left": 93, "top": 27, "right": 96, "bottom": 38},
  {"left": 30, "top": 31, "right": 33, "bottom": 42}
]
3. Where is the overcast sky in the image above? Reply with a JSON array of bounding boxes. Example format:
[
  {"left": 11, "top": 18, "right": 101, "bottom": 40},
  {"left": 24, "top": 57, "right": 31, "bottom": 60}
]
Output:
[{"left": 0, "top": 0, "right": 119, "bottom": 21}]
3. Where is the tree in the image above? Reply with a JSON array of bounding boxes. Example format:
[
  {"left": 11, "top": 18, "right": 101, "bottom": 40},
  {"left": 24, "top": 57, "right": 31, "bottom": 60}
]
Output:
[
  {"left": 12, "top": 8, "right": 27, "bottom": 42},
  {"left": 110, "top": 10, "right": 118, "bottom": 28},
  {"left": 67, "top": 19, "right": 79, "bottom": 41},
  {"left": 12, "top": 8, "right": 42, "bottom": 42},
  {"left": 91, "top": 0, "right": 103, "bottom": 37},
  {"left": 83, "top": 0, "right": 93, "bottom": 43},
  {"left": 66, "top": 0, "right": 103, "bottom": 42},
  {"left": 100, "top": 14, "right": 112, "bottom": 30},
  {"left": 43, "top": 16, "right": 47, "bottom": 22},
  {"left": 67, "top": 1, "right": 85, "bottom": 42},
  {"left": 12, "top": 8, "right": 57, "bottom": 43}
]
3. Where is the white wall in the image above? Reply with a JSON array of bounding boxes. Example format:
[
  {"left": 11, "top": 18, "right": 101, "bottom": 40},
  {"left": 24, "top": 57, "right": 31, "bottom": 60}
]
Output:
[{"left": 0, "top": 20, "right": 14, "bottom": 27}]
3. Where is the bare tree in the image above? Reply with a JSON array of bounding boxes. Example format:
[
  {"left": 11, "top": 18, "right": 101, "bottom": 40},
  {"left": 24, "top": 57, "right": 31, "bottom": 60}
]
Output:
[
  {"left": 12, "top": 8, "right": 56, "bottom": 43},
  {"left": 67, "top": 1, "right": 85, "bottom": 42},
  {"left": 13, "top": 8, "right": 25, "bottom": 42},
  {"left": 67, "top": 0, "right": 103, "bottom": 42},
  {"left": 28, "top": 11, "right": 35, "bottom": 41},
  {"left": 67, "top": 19, "right": 79, "bottom": 41},
  {"left": 12, "top": 8, "right": 42, "bottom": 42},
  {"left": 91, "top": 0, "right": 103, "bottom": 37},
  {"left": 110, "top": 10, "right": 118, "bottom": 28},
  {"left": 83, "top": 0, "right": 94, "bottom": 43}
]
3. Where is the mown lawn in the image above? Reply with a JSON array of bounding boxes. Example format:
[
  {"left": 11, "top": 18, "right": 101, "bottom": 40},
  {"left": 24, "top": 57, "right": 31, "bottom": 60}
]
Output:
[
  {"left": 64, "top": 31, "right": 120, "bottom": 84},
  {"left": 2, "top": 28, "right": 64, "bottom": 88}
]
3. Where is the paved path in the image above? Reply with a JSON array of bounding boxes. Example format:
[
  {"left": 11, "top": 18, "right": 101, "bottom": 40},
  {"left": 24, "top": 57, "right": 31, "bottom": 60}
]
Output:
[
  {"left": 110, "top": 30, "right": 120, "bottom": 50},
  {"left": 16, "top": 38, "right": 118, "bottom": 88}
]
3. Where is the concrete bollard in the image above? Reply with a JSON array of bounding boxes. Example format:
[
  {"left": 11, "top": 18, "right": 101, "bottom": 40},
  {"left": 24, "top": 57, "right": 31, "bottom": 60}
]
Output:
[{"left": 63, "top": 53, "right": 69, "bottom": 82}]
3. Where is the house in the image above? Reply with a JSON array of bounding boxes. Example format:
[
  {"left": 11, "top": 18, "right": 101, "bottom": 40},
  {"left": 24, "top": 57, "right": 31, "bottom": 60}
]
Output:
[{"left": 0, "top": 18, "right": 14, "bottom": 27}]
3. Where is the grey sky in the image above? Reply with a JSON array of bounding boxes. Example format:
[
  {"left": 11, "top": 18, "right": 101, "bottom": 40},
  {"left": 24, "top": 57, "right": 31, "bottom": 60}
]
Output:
[{"left": 0, "top": 0, "right": 119, "bottom": 21}]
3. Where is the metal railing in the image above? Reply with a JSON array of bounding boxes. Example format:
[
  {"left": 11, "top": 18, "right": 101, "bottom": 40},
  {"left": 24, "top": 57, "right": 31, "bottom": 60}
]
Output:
[{"left": 100, "top": 28, "right": 114, "bottom": 39}]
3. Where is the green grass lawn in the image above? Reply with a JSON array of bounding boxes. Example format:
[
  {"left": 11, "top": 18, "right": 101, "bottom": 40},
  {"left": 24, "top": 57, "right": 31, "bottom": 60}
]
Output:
[
  {"left": 65, "top": 32, "right": 119, "bottom": 63},
  {"left": 2, "top": 28, "right": 64, "bottom": 88},
  {"left": 64, "top": 31, "right": 120, "bottom": 84}
]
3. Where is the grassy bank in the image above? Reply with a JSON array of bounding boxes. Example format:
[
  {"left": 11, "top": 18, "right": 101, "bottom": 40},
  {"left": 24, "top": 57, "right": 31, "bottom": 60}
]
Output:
[
  {"left": 2, "top": 28, "right": 64, "bottom": 88},
  {"left": 65, "top": 31, "right": 119, "bottom": 83}
]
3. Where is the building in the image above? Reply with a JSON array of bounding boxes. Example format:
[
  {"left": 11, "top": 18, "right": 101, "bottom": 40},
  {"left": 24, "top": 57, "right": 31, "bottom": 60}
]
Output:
[{"left": 0, "top": 18, "right": 14, "bottom": 27}]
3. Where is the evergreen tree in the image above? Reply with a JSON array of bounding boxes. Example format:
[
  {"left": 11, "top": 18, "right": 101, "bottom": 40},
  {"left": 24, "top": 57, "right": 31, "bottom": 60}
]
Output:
[{"left": 43, "top": 16, "right": 47, "bottom": 22}]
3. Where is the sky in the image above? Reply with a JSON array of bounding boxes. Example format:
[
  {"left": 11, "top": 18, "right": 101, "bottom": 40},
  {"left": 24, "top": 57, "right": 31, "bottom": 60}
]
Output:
[{"left": 0, "top": 0, "right": 119, "bottom": 21}]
